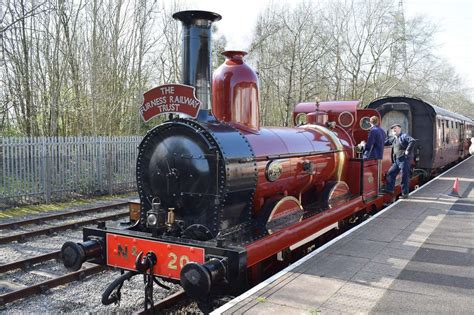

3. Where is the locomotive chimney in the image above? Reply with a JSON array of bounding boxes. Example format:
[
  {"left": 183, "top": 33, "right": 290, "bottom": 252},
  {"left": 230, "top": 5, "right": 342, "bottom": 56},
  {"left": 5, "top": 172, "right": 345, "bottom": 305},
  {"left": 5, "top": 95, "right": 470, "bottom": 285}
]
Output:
[{"left": 173, "top": 10, "right": 221, "bottom": 111}]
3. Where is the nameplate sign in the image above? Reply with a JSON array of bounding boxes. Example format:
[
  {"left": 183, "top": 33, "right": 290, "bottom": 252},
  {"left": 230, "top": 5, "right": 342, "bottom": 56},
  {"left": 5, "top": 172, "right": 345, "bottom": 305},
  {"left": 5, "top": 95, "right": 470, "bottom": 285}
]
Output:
[{"left": 140, "top": 84, "right": 201, "bottom": 122}]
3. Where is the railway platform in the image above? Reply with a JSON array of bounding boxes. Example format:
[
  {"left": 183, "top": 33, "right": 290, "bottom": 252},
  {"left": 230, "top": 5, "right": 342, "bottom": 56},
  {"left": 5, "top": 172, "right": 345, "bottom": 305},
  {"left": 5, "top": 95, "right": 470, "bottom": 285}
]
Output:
[{"left": 213, "top": 156, "right": 474, "bottom": 314}]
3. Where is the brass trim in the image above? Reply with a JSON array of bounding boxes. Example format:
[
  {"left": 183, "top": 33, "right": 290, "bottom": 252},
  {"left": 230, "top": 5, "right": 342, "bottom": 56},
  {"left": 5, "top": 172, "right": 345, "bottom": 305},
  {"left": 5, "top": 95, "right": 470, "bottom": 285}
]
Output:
[
  {"left": 295, "top": 112, "right": 307, "bottom": 126},
  {"left": 268, "top": 196, "right": 303, "bottom": 221},
  {"left": 299, "top": 174, "right": 314, "bottom": 203},
  {"left": 305, "top": 124, "right": 346, "bottom": 181},
  {"left": 266, "top": 160, "right": 283, "bottom": 182},
  {"left": 338, "top": 111, "right": 355, "bottom": 127}
]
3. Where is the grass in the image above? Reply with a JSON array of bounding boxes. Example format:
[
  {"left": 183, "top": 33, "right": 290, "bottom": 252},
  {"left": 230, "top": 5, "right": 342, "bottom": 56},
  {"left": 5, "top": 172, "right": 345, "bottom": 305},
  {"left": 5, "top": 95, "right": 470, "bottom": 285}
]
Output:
[
  {"left": 255, "top": 297, "right": 267, "bottom": 303},
  {"left": 0, "top": 193, "right": 134, "bottom": 219},
  {"left": 309, "top": 308, "right": 321, "bottom": 314}
]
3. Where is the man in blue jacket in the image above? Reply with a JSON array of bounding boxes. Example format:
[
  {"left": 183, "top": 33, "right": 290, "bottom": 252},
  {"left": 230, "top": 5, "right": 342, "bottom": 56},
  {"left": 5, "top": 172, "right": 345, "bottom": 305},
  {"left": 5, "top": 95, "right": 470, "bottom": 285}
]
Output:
[
  {"left": 360, "top": 116, "right": 386, "bottom": 196},
  {"left": 363, "top": 116, "right": 386, "bottom": 159},
  {"left": 384, "top": 124, "right": 416, "bottom": 199}
]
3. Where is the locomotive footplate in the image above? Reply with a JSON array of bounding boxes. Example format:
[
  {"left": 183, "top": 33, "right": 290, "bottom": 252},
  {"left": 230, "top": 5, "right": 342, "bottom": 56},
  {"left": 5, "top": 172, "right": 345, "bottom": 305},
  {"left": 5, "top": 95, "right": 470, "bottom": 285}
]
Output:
[{"left": 77, "top": 223, "right": 248, "bottom": 296}]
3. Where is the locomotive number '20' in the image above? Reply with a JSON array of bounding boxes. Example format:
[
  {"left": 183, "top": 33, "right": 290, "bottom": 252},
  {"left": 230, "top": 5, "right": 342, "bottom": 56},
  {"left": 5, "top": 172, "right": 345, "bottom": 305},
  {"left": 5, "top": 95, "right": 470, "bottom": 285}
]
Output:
[{"left": 167, "top": 252, "right": 190, "bottom": 270}]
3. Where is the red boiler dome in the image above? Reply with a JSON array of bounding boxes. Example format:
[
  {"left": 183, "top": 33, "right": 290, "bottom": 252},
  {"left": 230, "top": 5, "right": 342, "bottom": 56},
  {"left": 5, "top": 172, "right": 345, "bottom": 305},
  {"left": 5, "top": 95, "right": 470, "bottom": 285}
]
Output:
[{"left": 212, "top": 51, "right": 260, "bottom": 131}]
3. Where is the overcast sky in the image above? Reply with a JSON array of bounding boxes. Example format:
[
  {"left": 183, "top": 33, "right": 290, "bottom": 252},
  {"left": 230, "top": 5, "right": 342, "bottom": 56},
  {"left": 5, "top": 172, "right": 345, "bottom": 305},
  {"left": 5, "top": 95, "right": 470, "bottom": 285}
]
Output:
[{"left": 181, "top": 0, "right": 474, "bottom": 91}]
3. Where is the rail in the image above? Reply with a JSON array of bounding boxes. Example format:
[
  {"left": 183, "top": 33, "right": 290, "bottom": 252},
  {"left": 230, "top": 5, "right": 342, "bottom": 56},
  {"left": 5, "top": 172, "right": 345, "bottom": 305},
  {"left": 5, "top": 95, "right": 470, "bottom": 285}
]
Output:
[
  {"left": 0, "top": 209, "right": 129, "bottom": 244},
  {"left": 0, "top": 264, "right": 105, "bottom": 305},
  {"left": 0, "top": 202, "right": 128, "bottom": 229}
]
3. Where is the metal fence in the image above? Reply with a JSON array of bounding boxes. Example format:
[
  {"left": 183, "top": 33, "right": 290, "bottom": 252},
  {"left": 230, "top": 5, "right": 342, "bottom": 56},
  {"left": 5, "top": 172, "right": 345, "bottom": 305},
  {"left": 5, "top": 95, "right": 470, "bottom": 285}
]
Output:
[{"left": 0, "top": 136, "right": 142, "bottom": 206}]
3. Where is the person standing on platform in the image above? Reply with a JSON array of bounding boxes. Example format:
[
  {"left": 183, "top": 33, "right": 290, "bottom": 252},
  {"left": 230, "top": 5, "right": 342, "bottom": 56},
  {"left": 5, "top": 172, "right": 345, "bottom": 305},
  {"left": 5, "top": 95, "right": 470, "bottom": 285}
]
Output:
[{"left": 384, "top": 123, "right": 416, "bottom": 199}]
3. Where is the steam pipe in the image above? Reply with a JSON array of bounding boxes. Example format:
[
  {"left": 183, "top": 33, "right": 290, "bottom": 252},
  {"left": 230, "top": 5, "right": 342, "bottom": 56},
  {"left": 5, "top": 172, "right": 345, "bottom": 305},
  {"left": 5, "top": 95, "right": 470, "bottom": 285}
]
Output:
[{"left": 173, "top": 10, "right": 221, "bottom": 110}]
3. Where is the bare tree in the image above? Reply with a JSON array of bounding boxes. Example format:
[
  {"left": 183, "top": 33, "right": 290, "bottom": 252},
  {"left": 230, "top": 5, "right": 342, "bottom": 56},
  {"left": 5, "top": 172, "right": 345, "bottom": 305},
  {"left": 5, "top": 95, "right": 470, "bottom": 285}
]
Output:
[
  {"left": 250, "top": 1, "right": 331, "bottom": 126},
  {"left": 0, "top": 0, "right": 471, "bottom": 136}
]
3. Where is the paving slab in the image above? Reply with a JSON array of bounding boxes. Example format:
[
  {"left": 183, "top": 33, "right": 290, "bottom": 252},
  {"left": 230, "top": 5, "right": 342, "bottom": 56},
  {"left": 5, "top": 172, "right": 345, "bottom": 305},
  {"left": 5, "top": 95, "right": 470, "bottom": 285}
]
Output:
[
  {"left": 302, "top": 254, "right": 370, "bottom": 280},
  {"left": 215, "top": 156, "right": 474, "bottom": 315}
]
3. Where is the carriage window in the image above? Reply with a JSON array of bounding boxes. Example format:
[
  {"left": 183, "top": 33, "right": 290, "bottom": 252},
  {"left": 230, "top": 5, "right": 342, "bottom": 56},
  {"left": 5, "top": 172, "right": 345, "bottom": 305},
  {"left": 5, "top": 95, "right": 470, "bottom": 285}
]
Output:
[{"left": 442, "top": 122, "right": 445, "bottom": 143}]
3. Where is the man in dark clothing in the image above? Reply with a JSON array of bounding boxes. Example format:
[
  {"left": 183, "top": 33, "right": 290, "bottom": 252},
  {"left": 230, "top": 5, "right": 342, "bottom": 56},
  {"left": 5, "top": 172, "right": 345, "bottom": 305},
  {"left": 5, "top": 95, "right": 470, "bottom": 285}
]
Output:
[
  {"left": 384, "top": 124, "right": 416, "bottom": 198},
  {"left": 363, "top": 116, "right": 386, "bottom": 159},
  {"left": 360, "top": 116, "right": 386, "bottom": 195}
]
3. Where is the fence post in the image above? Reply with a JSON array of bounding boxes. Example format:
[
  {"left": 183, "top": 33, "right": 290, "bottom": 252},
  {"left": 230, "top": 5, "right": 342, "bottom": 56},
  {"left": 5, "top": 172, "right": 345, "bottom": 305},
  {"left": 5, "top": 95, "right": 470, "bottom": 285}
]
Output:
[
  {"left": 42, "top": 137, "right": 52, "bottom": 203},
  {"left": 1, "top": 138, "right": 10, "bottom": 204},
  {"left": 97, "top": 137, "right": 103, "bottom": 193},
  {"left": 107, "top": 147, "right": 113, "bottom": 195},
  {"left": 1, "top": 137, "right": 5, "bottom": 202}
]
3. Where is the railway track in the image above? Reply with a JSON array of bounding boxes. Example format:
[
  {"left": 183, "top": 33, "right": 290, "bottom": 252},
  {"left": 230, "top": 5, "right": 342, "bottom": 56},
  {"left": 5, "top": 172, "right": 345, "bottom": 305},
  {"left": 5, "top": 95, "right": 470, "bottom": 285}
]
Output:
[
  {"left": 0, "top": 263, "right": 105, "bottom": 305},
  {"left": 135, "top": 291, "right": 235, "bottom": 314},
  {"left": 0, "top": 202, "right": 132, "bottom": 305},
  {"left": 0, "top": 202, "right": 130, "bottom": 244},
  {"left": 0, "top": 251, "right": 61, "bottom": 273},
  {"left": 135, "top": 290, "right": 187, "bottom": 315},
  {"left": 0, "top": 250, "right": 185, "bottom": 308},
  {"left": 0, "top": 250, "right": 186, "bottom": 309},
  {"left": 0, "top": 202, "right": 128, "bottom": 230}
]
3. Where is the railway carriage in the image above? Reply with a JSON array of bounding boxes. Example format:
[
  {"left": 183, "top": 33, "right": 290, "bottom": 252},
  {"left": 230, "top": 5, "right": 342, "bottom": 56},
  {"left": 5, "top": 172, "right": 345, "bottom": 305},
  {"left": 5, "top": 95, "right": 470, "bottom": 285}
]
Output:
[{"left": 367, "top": 96, "right": 473, "bottom": 173}]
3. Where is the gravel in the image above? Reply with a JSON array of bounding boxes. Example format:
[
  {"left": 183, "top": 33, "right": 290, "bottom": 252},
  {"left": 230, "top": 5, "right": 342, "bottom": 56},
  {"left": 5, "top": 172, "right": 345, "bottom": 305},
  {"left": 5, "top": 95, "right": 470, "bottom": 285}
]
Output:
[
  {"left": 0, "top": 200, "right": 191, "bottom": 314},
  {"left": 1, "top": 267, "right": 182, "bottom": 313}
]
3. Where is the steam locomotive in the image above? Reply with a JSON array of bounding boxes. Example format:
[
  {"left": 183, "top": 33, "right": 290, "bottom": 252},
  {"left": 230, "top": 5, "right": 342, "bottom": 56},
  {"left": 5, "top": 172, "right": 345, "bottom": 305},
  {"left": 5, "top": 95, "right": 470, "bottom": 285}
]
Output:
[{"left": 60, "top": 10, "right": 473, "bottom": 309}]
